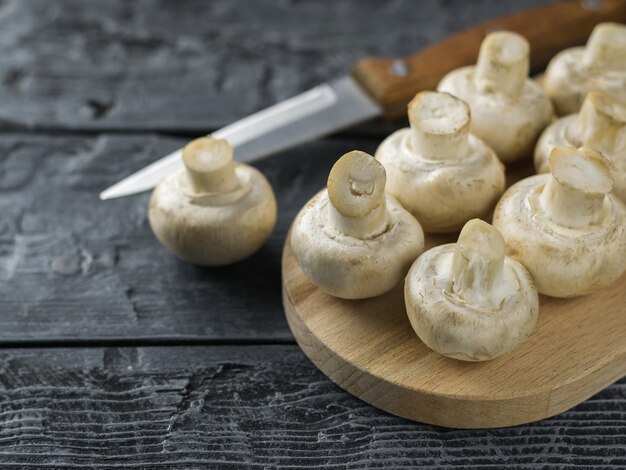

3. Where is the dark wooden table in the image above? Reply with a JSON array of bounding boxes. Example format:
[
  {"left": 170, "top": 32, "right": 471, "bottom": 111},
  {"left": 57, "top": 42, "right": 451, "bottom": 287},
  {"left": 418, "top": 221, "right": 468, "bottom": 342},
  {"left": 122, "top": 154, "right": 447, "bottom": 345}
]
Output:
[{"left": 0, "top": 0, "right": 624, "bottom": 468}]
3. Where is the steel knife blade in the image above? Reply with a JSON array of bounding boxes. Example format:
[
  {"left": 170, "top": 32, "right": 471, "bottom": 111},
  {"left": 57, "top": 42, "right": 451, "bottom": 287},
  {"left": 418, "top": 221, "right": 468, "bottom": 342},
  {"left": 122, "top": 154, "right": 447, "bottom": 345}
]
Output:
[{"left": 99, "top": 77, "right": 379, "bottom": 200}]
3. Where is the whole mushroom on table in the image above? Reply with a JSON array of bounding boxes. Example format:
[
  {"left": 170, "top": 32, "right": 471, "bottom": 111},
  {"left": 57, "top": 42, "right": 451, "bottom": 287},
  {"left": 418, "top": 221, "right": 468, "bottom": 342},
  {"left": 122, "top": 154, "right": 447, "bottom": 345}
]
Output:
[
  {"left": 493, "top": 146, "right": 626, "bottom": 298},
  {"left": 149, "top": 137, "right": 277, "bottom": 266},
  {"left": 290, "top": 150, "right": 425, "bottom": 299},
  {"left": 438, "top": 31, "right": 553, "bottom": 164},
  {"left": 405, "top": 219, "right": 539, "bottom": 362},
  {"left": 375, "top": 91, "right": 505, "bottom": 233}
]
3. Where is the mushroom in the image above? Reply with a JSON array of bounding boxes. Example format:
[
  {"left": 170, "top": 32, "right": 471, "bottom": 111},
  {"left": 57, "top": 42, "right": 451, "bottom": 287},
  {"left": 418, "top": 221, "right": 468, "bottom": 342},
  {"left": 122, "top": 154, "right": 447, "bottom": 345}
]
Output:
[
  {"left": 375, "top": 91, "right": 505, "bottom": 233},
  {"left": 437, "top": 31, "right": 553, "bottom": 163},
  {"left": 405, "top": 219, "right": 539, "bottom": 362},
  {"left": 534, "top": 91, "right": 626, "bottom": 202},
  {"left": 149, "top": 137, "right": 277, "bottom": 266},
  {"left": 543, "top": 22, "right": 626, "bottom": 116},
  {"left": 290, "top": 150, "right": 424, "bottom": 299},
  {"left": 493, "top": 146, "right": 626, "bottom": 298}
]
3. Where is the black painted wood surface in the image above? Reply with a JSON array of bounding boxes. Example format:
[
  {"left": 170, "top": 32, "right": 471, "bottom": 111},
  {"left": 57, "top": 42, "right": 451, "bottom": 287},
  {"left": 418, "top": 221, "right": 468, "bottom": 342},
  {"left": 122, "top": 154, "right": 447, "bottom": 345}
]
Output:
[
  {"left": 1, "top": 346, "right": 625, "bottom": 468},
  {"left": 0, "top": 0, "right": 548, "bottom": 132},
  {"left": 0, "top": 0, "right": 624, "bottom": 467}
]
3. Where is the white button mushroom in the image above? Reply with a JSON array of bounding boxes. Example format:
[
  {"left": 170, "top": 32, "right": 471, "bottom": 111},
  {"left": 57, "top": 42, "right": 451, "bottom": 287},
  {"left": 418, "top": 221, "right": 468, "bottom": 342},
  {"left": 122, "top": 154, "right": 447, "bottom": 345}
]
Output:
[
  {"left": 149, "top": 137, "right": 277, "bottom": 266},
  {"left": 544, "top": 22, "right": 626, "bottom": 116},
  {"left": 493, "top": 146, "right": 626, "bottom": 298},
  {"left": 375, "top": 91, "right": 505, "bottom": 233},
  {"left": 535, "top": 91, "right": 626, "bottom": 202},
  {"left": 405, "top": 219, "right": 539, "bottom": 362},
  {"left": 290, "top": 150, "right": 425, "bottom": 299},
  {"left": 437, "top": 31, "right": 553, "bottom": 164}
]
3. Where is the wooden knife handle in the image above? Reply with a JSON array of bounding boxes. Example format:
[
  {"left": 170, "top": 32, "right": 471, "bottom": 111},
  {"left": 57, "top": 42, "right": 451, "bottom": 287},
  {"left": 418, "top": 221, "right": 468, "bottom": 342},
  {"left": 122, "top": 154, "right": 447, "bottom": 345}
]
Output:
[{"left": 353, "top": 0, "right": 626, "bottom": 119}]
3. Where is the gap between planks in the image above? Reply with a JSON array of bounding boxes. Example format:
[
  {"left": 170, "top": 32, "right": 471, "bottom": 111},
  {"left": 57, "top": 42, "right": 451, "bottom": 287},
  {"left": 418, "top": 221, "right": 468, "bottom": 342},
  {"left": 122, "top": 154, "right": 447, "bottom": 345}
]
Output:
[{"left": 0, "top": 338, "right": 297, "bottom": 350}]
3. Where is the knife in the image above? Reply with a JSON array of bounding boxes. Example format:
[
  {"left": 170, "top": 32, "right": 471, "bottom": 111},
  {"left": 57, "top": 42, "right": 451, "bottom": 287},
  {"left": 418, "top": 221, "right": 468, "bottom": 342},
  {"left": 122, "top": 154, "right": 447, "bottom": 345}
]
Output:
[{"left": 100, "top": 0, "right": 626, "bottom": 200}]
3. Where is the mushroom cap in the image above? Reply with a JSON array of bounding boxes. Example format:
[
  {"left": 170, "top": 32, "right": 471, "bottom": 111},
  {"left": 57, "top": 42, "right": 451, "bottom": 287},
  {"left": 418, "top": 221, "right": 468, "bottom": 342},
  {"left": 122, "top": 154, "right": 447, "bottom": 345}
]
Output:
[
  {"left": 492, "top": 173, "right": 626, "bottom": 297},
  {"left": 438, "top": 65, "right": 553, "bottom": 163},
  {"left": 405, "top": 242, "right": 538, "bottom": 362},
  {"left": 375, "top": 128, "right": 505, "bottom": 233},
  {"left": 290, "top": 190, "right": 424, "bottom": 299},
  {"left": 543, "top": 23, "right": 626, "bottom": 116},
  {"left": 149, "top": 164, "right": 277, "bottom": 266}
]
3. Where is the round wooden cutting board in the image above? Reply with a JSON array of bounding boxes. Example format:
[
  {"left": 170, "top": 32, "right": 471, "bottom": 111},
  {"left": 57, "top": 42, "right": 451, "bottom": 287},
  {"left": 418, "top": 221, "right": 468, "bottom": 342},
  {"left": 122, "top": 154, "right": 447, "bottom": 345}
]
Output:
[{"left": 282, "top": 227, "right": 626, "bottom": 429}]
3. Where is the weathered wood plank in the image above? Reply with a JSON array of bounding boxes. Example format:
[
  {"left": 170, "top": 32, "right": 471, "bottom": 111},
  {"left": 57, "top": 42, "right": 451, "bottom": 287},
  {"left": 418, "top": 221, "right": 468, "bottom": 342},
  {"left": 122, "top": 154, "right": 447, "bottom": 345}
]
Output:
[
  {"left": 0, "top": 345, "right": 624, "bottom": 468},
  {"left": 0, "top": 0, "right": 549, "bottom": 132},
  {"left": 0, "top": 133, "right": 382, "bottom": 343}
]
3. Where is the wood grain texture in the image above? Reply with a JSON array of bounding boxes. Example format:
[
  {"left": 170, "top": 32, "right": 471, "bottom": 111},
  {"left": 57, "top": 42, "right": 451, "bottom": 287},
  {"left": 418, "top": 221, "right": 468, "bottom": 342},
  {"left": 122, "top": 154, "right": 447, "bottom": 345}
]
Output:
[
  {"left": 353, "top": 0, "right": 626, "bottom": 118},
  {"left": 0, "top": 0, "right": 549, "bottom": 132},
  {"left": 0, "top": 345, "right": 624, "bottom": 468},
  {"left": 0, "top": 133, "right": 385, "bottom": 343}
]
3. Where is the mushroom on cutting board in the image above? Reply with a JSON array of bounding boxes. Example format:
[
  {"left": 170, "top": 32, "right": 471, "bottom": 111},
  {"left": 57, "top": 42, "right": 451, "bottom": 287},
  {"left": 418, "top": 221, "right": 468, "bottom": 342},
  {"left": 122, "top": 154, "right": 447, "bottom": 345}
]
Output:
[
  {"left": 149, "top": 137, "right": 277, "bottom": 266},
  {"left": 493, "top": 146, "right": 626, "bottom": 298},
  {"left": 405, "top": 219, "right": 539, "bottom": 362},
  {"left": 534, "top": 91, "right": 626, "bottom": 202},
  {"left": 290, "top": 150, "right": 424, "bottom": 300},
  {"left": 375, "top": 91, "right": 505, "bottom": 233},
  {"left": 437, "top": 31, "right": 553, "bottom": 163},
  {"left": 544, "top": 22, "right": 626, "bottom": 116}
]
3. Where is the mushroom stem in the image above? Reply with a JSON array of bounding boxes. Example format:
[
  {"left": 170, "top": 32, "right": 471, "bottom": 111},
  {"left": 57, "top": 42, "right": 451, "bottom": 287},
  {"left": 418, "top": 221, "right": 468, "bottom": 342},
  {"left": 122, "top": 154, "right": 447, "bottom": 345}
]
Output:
[
  {"left": 182, "top": 137, "right": 239, "bottom": 194},
  {"left": 582, "top": 23, "right": 626, "bottom": 71},
  {"left": 540, "top": 147, "right": 614, "bottom": 229},
  {"left": 327, "top": 150, "right": 388, "bottom": 239},
  {"left": 578, "top": 91, "right": 626, "bottom": 150},
  {"left": 408, "top": 92, "right": 471, "bottom": 161},
  {"left": 474, "top": 31, "right": 529, "bottom": 97},
  {"left": 451, "top": 219, "right": 505, "bottom": 308},
  {"left": 328, "top": 198, "right": 387, "bottom": 239}
]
